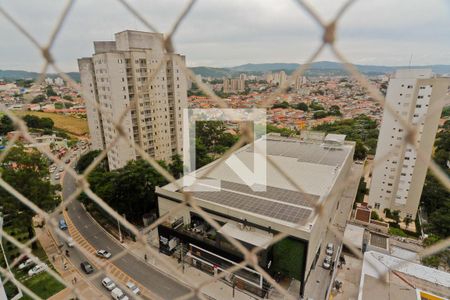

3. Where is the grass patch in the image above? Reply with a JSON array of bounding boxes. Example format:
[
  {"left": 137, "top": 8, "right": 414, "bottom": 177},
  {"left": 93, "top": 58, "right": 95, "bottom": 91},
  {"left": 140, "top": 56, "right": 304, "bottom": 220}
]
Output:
[
  {"left": 21, "top": 272, "right": 65, "bottom": 300},
  {"left": 388, "top": 227, "right": 408, "bottom": 237},
  {"left": 13, "top": 111, "right": 88, "bottom": 136},
  {"left": 1, "top": 223, "right": 64, "bottom": 299}
]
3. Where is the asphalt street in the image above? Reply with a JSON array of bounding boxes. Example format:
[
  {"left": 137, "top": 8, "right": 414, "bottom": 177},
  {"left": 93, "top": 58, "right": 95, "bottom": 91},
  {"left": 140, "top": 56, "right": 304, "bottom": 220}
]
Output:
[{"left": 62, "top": 163, "right": 195, "bottom": 299}]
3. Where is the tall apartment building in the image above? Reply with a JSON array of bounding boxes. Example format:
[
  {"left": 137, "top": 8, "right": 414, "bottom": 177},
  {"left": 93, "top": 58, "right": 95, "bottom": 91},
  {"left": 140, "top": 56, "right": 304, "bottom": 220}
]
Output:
[
  {"left": 295, "top": 75, "right": 307, "bottom": 91},
  {"left": 368, "top": 69, "right": 449, "bottom": 219},
  {"left": 273, "top": 71, "right": 287, "bottom": 86},
  {"left": 78, "top": 30, "right": 187, "bottom": 170},
  {"left": 222, "top": 75, "right": 245, "bottom": 93}
]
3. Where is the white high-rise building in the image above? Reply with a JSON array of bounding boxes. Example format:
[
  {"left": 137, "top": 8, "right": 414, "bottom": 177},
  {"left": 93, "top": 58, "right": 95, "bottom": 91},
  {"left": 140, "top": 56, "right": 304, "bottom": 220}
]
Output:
[
  {"left": 78, "top": 30, "right": 187, "bottom": 170},
  {"left": 368, "top": 69, "right": 449, "bottom": 219}
]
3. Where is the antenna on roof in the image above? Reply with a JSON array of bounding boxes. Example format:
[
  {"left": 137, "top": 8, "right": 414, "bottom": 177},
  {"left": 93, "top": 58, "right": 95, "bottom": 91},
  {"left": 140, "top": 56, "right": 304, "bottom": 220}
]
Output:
[{"left": 408, "top": 54, "right": 413, "bottom": 69}]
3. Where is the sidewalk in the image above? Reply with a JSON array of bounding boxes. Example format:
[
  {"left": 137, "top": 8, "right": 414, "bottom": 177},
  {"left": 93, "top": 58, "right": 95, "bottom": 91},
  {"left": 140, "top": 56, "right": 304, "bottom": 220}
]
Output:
[
  {"left": 79, "top": 202, "right": 265, "bottom": 300},
  {"left": 122, "top": 236, "right": 263, "bottom": 300},
  {"left": 35, "top": 226, "right": 106, "bottom": 300}
]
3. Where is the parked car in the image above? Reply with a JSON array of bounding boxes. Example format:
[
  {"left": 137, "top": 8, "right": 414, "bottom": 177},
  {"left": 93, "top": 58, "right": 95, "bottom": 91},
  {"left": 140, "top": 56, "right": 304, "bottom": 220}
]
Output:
[
  {"left": 326, "top": 243, "right": 334, "bottom": 256},
  {"left": 111, "top": 287, "right": 129, "bottom": 300},
  {"left": 28, "top": 263, "right": 47, "bottom": 276},
  {"left": 80, "top": 261, "right": 94, "bottom": 274},
  {"left": 59, "top": 219, "right": 68, "bottom": 230},
  {"left": 18, "top": 258, "right": 34, "bottom": 270},
  {"left": 126, "top": 281, "right": 140, "bottom": 295},
  {"left": 101, "top": 277, "right": 116, "bottom": 291},
  {"left": 58, "top": 166, "right": 64, "bottom": 172},
  {"left": 54, "top": 174, "right": 60, "bottom": 180},
  {"left": 323, "top": 256, "right": 332, "bottom": 270},
  {"left": 96, "top": 249, "right": 112, "bottom": 259},
  {"left": 66, "top": 236, "right": 74, "bottom": 247}
]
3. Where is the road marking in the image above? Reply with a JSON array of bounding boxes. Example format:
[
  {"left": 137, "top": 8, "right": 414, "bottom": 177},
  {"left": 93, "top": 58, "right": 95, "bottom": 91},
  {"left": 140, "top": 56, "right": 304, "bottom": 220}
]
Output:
[{"left": 93, "top": 235, "right": 98, "bottom": 239}]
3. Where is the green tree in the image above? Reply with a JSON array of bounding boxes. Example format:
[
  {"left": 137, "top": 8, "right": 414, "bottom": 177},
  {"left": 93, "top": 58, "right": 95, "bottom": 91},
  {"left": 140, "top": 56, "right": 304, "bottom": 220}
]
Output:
[
  {"left": 0, "top": 146, "right": 59, "bottom": 224},
  {"left": 76, "top": 150, "right": 108, "bottom": 173},
  {"left": 22, "top": 115, "right": 54, "bottom": 129},
  {"left": 354, "top": 141, "right": 367, "bottom": 160},
  {"left": 371, "top": 210, "right": 380, "bottom": 221},
  {"left": 355, "top": 177, "right": 367, "bottom": 203},
  {"left": 309, "top": 102, "right": 325, "bottom": 111},
  {"left": 272, "top": 101, "right": 290, "bottom": 109},
  {"left": 294, "top": 102, "right": 308, "bottom": 112},
  {"left": 0, "top": 115, "right": 14, "bottom": 135},
  {"left": 328, "top": 105, "right": 342, "bottom": 116},
  {"left": 31, "top": 94, "right": 46, "bottom": 103},
  {"left": 45, "top": 86, "right": 57, "bottom": 97},
  {"left": 169, "top": 154, "right": 183, "bottom": 179},
  {"left": 391, "top": 210, "right": 401, "bottom": 224},
  {"left": 404, "top": 216, "right": 412, "bottom": 228},
  {"left": 313, "top": 111, "right": 328, "bottom": 119},
  {"left": 266, "top": 124, "right": 297, "bottom": 137},
  {"left": 85, "top": 159, "right": 168, "bottom": 223}
]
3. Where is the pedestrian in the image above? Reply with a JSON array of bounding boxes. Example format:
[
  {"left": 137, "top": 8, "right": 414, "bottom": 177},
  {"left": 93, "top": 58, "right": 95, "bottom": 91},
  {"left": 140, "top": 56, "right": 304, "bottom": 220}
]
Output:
[
  {"left": 73, "top": 276, "right": 77, "bottom": 284},
  {"left": 52, "top": 255, "right": 55, "bottom": 262},
  {"left": 144, "top": 254, "right": 147, "bottom": 261}
]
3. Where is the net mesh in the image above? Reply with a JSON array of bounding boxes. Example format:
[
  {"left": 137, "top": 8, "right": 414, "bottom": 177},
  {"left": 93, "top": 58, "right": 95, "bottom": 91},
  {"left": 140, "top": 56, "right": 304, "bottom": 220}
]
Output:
[{"left": 0, "top": 1, "right": 449, "bottom": 299}]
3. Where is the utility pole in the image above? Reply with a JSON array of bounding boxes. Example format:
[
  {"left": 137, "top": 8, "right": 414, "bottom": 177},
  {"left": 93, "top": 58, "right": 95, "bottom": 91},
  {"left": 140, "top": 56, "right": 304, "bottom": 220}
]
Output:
[
  {"left": 181, "top": 243, "right": 184, "bottom": 273},
  {"left": 117, "top": 218, "right": 122, "bottom": 243}
]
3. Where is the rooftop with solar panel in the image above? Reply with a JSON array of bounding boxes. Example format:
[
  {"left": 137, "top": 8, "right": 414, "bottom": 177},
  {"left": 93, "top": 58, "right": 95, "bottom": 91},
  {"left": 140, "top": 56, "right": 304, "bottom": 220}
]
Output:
[
  {"left": 156, "top": 132, "right": 355, "bottom": 296},
  {"left": 158, "top": 132, "right": 355, "bottom": 230}
]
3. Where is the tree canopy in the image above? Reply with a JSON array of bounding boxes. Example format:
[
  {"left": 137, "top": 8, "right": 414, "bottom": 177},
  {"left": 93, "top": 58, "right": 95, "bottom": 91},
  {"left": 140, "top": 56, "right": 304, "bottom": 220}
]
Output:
[
  {"left": 0, "top": 115, "right": 14, "bottom": 135},
  {"left": 0, "top": 146, "right": 60, "bottom": 223},
  {"left": 313, "top": 114, "right": 379, "bottom": 159},
  {"left": 23, "top": 115, "right": 54, "bottom": 130}
]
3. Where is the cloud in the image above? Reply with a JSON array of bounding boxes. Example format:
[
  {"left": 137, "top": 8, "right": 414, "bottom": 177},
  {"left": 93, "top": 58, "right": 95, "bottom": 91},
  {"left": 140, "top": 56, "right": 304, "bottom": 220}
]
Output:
[{"left": 0, "top": 0, "right": 449, "bottom": 71}]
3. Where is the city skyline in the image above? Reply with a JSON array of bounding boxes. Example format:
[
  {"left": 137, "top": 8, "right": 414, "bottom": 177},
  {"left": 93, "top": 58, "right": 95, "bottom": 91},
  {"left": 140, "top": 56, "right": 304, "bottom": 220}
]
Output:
[{"left": 1, "top": 0, "right": 450, "bottom": 71}]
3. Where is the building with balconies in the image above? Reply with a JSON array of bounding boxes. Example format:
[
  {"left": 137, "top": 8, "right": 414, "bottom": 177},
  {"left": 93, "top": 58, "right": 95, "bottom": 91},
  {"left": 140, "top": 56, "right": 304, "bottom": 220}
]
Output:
[{"left": 78, "top": 30, "right": 187, "bottom": 169}]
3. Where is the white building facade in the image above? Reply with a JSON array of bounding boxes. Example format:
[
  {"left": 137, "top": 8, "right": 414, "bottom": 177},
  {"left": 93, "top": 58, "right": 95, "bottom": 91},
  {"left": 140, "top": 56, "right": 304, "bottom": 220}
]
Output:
[
  {"left": 78, "top": 30, "right": 187, "bottom": 170},
  {"left": 368, "top": 69, "right": 449, "bottom": 219}
]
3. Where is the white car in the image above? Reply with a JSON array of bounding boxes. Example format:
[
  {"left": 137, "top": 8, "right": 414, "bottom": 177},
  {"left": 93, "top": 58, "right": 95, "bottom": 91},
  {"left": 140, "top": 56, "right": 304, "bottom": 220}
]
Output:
[
  {"left": 322, "top": 256, "right": 332, "bottom": 270},
  {"left": 96, "top": 249, "right": 112, "bottom": 259},
  {"left": 326, "top": 243, "right": 334, "bottom": 256},
  {"left": 66, "top": 236, "right": 75, "bottom": 247},
  {"left": 101, "top": 277, "right": 116, "bottom": 291},
  {"left": 18, "top": 258, "right": 34, "bottom": 270},
  {"left": 28, "top": 263, "right": 47, "bottom": 276},
  {"left": 126, "top": 281, "right": 140, "bottom": 295},
  {"left": 111, "top": 287, "right": 129, "bottom": 300},
  {"left": 58, "top": 166, "right": 64, "bottom": 172},
  {"left": 54, "top": 174, "right": 61, "bottom": 180}
]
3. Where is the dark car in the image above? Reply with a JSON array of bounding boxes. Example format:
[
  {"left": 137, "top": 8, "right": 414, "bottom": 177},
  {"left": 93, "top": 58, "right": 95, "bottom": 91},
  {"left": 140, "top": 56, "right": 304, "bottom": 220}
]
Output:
[{"left": 80, "top": 261, "right": 94, "bottom": 274}]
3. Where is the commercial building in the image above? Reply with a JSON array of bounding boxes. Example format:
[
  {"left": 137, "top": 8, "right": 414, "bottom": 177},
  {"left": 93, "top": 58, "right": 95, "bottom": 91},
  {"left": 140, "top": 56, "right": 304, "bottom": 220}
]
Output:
[
  {"left": 368, "top": 69, "right": 449, "bottom": 219},
  {"left": 358, "top": 251, "right": 450, "bottom": 300},
  {"left": 78, "top": 30, "right": 187, "bottom": 169},
  {"left": 156, "top": 133, "right": 355, "bottom": 297}
]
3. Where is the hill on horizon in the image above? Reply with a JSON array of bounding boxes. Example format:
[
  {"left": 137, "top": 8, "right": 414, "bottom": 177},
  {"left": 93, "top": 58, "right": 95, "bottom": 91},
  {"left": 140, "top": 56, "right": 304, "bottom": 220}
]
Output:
[{"left": 2, "top": 61, "right": 450, "bottom": 81}]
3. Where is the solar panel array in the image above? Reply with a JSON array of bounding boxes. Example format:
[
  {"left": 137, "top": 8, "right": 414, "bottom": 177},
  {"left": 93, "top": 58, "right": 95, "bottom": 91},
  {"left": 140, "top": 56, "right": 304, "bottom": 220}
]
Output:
[
  {"left": 192, "top": 180, "right": 317, "bottom": 224},
  {"left": 220, "top": 180, "right": 318, "bottom": 208},
  {"left": 248, "top": 139, "right": 350, "bottom": 166}
]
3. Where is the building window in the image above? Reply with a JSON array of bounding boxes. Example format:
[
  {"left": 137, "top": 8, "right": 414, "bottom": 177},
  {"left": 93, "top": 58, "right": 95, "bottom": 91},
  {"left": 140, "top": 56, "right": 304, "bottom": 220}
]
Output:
[{"left": 374, "top": 203, "right": 380, "bottom": 209}]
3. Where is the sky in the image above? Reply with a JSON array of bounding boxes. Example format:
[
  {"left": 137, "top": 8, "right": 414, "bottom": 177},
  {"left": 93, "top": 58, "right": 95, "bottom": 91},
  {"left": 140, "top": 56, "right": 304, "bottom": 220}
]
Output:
[{"left": 1, "top": 0, "right": 450, "bottom": 72}]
